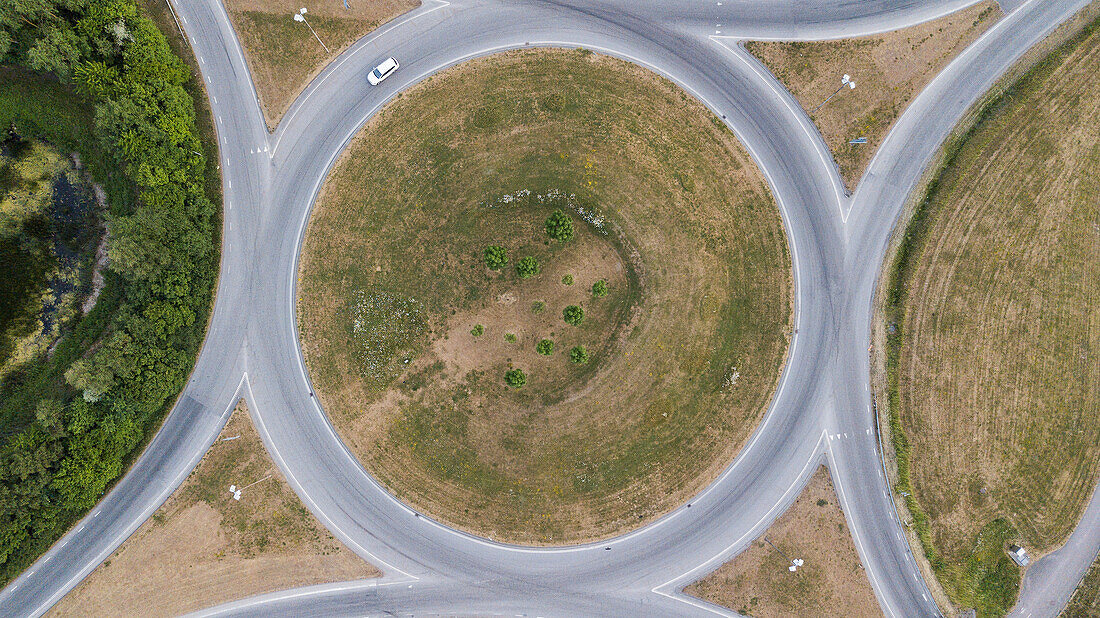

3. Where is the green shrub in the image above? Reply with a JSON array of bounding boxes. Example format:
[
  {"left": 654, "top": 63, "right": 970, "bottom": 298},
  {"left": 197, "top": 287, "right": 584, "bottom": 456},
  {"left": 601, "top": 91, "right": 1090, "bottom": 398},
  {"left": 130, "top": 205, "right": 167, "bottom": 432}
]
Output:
[
  {"left": 516, "top": 255, "right": 540, "bottom": 278},
  {"left": 470, "top": 324, "right": 484, "bottom": 337},
  {"left": 483, "top": 245, "right": 507, "bottom": 269},
  {"left": 536, "top": 339, "right": 554, "bottom": 355},
  {"left": 563, "top": 305, "right": 585, "bottom": 326},
  {"left": 504, "top": 368, "right": 527, "bottom": 388},
  {"left": 504, "top": 332, "right": 517, "bottom": 343},
  {"left": 0, "top": 0, "right": 220, "bottom": 584},
  {"left": 561, "top": 274, "right": 574, "bottom": 285},
  {"left": 544, "top": 209, "right": 575, "bottom": 242},
  {"left": 592, "top": 279, "right": 609, "bottom": 297},
  {"left": 570, "top": 346, "right": 589, "bottom": 364},
  {"left": 531, "top": 301, "right": 546, "bottom": 314}
]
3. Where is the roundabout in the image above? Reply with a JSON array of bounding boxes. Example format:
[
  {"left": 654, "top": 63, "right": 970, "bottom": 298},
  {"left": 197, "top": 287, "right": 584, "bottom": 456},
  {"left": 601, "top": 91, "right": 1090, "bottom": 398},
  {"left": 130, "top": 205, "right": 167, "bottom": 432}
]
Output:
[
  {"left": 297, "top": 49, "right": 791, "bottom": 544},
  {"left": 2, "top": 0, "right": 1098, "bottom": 616}
]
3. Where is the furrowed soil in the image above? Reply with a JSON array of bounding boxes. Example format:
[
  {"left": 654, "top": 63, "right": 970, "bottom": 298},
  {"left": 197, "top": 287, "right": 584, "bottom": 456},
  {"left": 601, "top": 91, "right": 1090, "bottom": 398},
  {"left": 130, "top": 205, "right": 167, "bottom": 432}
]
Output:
[
  {"left": 746, "top": 0, "right": 1001, "bottom": 190},
  {"left": 49, "top": 402, "right": 378, "bottom": 617},
  {"left": 224, "top": 0, "right": 420, "bottom": 129},
  {"left": 298, "top": 48, "right": 791, "bottom": 545},
  {"left": 685, "top": 466, "right": 880, "bottom": 617},
  {"left": 883, "top": 15, "right": 1100, "bottom": 617}
]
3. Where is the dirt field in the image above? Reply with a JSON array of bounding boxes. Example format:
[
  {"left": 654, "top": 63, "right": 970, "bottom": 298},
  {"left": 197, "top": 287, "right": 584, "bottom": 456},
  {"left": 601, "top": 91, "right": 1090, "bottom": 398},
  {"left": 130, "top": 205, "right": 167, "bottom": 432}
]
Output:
[
  {"left": 746, "top": 1, "right": 1000, "bottom": 190},
  {"left": 223, "top": 0, "right": 419, "bottom": 128},
  {"left": 685, "top": 466, "right": 880, "bottom": 617},
  {"left": 298, "top": 48, "right": 791, "bottom": 545},
  {"left": 50, "top": 402, "right": 378, "bottom": 617},
  {"left": 1063, "top": 553, "right": 1100, "bottom": 617},
  {"left": 880, "top": 15, "right": 1100, "bottom": 617}
]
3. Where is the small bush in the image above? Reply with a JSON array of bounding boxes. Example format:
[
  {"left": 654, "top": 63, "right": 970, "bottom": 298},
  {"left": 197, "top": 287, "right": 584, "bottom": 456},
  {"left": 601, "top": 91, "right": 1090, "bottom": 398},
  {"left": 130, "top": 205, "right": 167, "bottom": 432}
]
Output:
[
  {"left": 816, "top": 499, "right": 828, "bottom": 507},
  {"left": 504, "top": 368, "right": 527, "bottom": 388},
  {"left": 592, "top": 279, "right": 609, "bottom": 297},
  {"left": 531, "top": 301, "right": 546, "bottom": 314},
  {"left": 483, "top": 245, "right": 507, "bottom": 269},
  {"left": 570, "top": 346, "right": 589, "bottom": 364},
  {"left": 544, "top": 209, "right": 575, "bottom": 242},
  {"left": 561, "top": 274, "right": 574, "bottom": 285},
  {"left": 516, "top": 255, "right": 540, "bottom": 278},
  {"left": 563, "top": 305, "right": 585, "bottom": 326},
  {"left": 470, "top": 324, "right": 484, "bottom": 337},
  {"left": 504, "top": 332, "right": 517, "bottom": 343},
  {"left": 536, "top": 339, "right": 554, "bottom": 355}
]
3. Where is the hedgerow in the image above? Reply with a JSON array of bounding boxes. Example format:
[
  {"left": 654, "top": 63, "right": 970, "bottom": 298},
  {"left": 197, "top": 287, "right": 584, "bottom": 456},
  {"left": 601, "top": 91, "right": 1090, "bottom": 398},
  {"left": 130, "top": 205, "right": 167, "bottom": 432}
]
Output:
[{"left": 0, "top": 0, "right": 219, "bottom": 583}]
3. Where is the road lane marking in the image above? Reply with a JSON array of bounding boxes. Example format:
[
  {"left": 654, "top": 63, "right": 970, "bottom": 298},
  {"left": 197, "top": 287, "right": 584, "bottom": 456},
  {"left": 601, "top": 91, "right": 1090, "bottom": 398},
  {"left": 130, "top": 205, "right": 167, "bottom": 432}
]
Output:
[
  {"left": 271, "top": 0, "right": 451, "bottom": 155},
  {"left": 709, "top": 36, "right": 850, "bottom": 222}
]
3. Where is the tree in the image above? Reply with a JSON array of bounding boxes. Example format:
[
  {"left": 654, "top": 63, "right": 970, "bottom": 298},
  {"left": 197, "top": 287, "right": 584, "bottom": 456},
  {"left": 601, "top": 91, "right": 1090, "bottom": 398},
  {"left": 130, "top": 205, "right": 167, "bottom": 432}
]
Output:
[
  {"left": 570, "top": 346, "right": 589, "bottom": 364},
  {"left": 504, "top": 368, "right": 527, "bottom": 388},
  {"left": 483, "top": 245, "right": 507, "bottom": 269},
  {"left": 536, "top": 339, "right": 554, "bottom": 355},
  {"left": 470, "top": 324, "right": 484, "bottom": 337},
  {"left": 544, "top": 209, "right": 575, "bottom": 242},
  {"left": 516, "top": 255, "right": 540, "bottom": 279},
  {"left": 592, "top": 279, "right": 609, "bottom": 297},
  {"left": 563, "top": 304, "right": 585, "bottom": 326}
]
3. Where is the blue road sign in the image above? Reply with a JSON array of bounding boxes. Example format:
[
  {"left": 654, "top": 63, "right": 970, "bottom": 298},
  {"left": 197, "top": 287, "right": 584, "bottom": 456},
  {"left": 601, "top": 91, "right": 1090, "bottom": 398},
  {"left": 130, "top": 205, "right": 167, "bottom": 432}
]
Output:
[{"left": 849, "top": 137, "right": 868, "bottom": 144}]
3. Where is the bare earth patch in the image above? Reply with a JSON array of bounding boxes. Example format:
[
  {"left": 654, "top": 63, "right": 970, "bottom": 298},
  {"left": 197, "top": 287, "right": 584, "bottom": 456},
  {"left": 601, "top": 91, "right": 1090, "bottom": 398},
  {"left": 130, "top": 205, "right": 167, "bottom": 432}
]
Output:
[
  {"left": 49, "top": 402, "right": 378, "bottom": 617},
  {"left": 224, "top": 0, "right": 420, "bottom": 128},
  {"left": 881, "top": 14, "right": 1100, "bottom": 616},
  {"left": 685, "top": 466, "right": 879, "bottom": 617},
  {"left": 746, "top": 1, "right": 1001, "bottom": 189},
  {"left": 299, "top": 49, "right": 791, "bottom": 545}
]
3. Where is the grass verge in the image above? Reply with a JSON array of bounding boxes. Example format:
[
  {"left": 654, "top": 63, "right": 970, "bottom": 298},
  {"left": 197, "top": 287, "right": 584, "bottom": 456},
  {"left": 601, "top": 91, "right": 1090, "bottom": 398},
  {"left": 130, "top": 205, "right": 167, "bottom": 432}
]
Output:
[
  {"left": 224, "top": 0, "right": 420, "bottom": 129},
  {"left": 745, "top": 1, "right": 1000, "bottom": 190},
  {"left": 49, "top": 401, "right": 378, "bottom": 617},
  {"left": 298, "top": 48, "right": 791, "bottom": 545},
  {"left": 1062, "top": 552, "right": 1100, "bottom": 617},
  {"left": 876, "top": 8, "right": 1100, "bottom": 616},
  {"left": 685, "top": 466, "right": 879, "bottom": 617}
]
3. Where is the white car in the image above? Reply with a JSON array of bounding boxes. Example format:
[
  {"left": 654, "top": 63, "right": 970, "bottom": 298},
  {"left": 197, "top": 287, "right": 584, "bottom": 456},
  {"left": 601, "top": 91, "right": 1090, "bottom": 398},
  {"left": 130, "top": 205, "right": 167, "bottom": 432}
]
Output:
[{"left": 368, "top": 57, "right": 399, "bottom": 85}]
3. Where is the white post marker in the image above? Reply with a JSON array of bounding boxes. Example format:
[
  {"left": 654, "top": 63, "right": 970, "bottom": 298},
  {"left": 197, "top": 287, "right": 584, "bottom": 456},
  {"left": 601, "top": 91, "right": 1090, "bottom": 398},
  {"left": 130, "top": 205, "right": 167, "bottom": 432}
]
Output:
[
  {"left": 812, "top": 73, "right": 857, "bottom": 113},
  {"left": 293, "top": 7, "right": 330, "bottom": 53}
]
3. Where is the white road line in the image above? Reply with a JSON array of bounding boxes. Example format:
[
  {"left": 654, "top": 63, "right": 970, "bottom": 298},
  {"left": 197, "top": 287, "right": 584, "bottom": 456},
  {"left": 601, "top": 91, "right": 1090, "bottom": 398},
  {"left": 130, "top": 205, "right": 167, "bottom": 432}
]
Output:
[
  {"left": 279, "top": 37, "right": 809, "bottom": 558},
  {"left": 271, "top": 0, "right": 452, "bottom": 155},
  {"left": 27, "top": 376, "right": 247, "bottom": 618},
  {"left": 710, "top": 37, "right": 850, "bottom": 222}
]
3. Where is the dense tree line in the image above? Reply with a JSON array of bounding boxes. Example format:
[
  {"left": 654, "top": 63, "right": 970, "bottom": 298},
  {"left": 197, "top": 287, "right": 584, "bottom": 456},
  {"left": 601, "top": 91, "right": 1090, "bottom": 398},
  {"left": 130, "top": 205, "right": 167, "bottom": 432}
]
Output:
[{"left": 0, "top": 0, "right": 218, "bottom": 580}]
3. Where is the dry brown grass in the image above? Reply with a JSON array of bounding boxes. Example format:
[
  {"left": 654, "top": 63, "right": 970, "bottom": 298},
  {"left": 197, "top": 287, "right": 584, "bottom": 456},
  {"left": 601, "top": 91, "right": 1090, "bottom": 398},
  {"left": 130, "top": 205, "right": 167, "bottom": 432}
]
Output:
[
  {"left": 746, "top": 1, "right": 1001, "bottom": 190},
  {"left": 685, "top": 466, "right": 880, "bottom": 617},
  {"left": 49, "top": 402, "right": 378, "bottom": 617},
  {"left": 224, "top": 0, "right": 420, "bottom": 129},
  {"left": 298, "top": 48, "right": 791, "bottom": 545},
  {"left": 883, "top": 14, "right": 1100, "bottom": 615}
]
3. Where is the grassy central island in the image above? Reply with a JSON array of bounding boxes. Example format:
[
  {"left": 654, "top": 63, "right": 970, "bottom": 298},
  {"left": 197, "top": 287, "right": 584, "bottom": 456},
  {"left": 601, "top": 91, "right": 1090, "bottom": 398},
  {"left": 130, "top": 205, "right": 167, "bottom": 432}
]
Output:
[{"left": 298, "top": 48, "right": 791, "bottom": 544}]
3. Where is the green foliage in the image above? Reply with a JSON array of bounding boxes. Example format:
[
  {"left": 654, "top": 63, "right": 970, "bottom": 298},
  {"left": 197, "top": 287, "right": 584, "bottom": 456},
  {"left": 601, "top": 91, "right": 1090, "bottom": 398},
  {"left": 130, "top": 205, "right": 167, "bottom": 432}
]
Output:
[
  {"left": 504, "top": 332, "right": 517, "bottom": 343},
  {"left": 470, "top": 324, "right": 484, "bottom": 337},
  {"left": 482, "top": 244, "right": 507, "bottom": 270},
  {"left": 544, "top": 208, "right": 574, "bottom": 242},
  {"left": 531, "top": 301, "right": 545, "bottom": 314},
  {"left": 516, "top": 255, "right": 540, "bottom": 279},
  {"left": 504, "top": 368, "right": 527, "bottom": 388},
  {"left": 561, "top": 274, "right": 574, "bottom": 285},
  {"left": 563, "top": 304, "right": 585, "bottom": 326},
  {"left": 569, "top": 345, "right": 589, "bottom": 364},
  {"left": 591, "top": 279, "right": 609, "bottom": 297},
  {"left": 0, "top": 0, "right": 219, "bottom": 585},
  {"left": 536, "top": 339, "right": 554, "bottom": 356}
]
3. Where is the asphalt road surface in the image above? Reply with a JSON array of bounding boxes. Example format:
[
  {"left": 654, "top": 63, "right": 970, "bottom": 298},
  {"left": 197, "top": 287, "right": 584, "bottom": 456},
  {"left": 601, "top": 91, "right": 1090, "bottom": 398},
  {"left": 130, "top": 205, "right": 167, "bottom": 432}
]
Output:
[{"left": 1, "top": 0, "right": 1096, "bottom": 616}]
